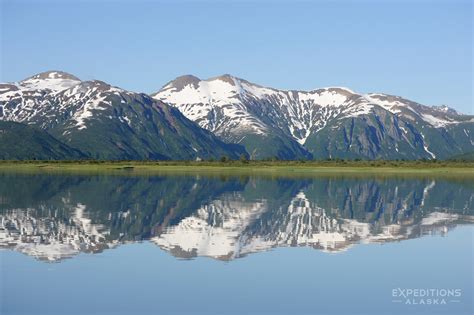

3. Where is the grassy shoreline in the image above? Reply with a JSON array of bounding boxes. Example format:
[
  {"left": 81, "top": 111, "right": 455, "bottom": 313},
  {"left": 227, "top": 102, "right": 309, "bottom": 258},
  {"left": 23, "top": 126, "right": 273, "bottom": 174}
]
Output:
[{"left": 0, "top": 160, "right": 473, "bottom": 177}]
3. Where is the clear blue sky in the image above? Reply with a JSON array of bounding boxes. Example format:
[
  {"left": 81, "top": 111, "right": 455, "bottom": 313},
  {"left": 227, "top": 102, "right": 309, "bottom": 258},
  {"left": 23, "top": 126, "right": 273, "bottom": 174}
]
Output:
[{"left": 1, "top": 0, "right": 472, "bottom": 113}]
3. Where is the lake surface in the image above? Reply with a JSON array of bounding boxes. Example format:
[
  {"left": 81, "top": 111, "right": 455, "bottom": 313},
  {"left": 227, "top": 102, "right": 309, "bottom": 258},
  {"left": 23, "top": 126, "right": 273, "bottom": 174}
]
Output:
[{"left": 0, "top": 172, "right": 473, "bottom": 315}]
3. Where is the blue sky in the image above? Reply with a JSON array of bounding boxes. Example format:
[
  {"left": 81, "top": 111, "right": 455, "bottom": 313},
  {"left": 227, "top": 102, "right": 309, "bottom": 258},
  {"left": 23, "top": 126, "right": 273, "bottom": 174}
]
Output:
[{"left": 1, "top": 0, "right": 472, "bottom": 113}]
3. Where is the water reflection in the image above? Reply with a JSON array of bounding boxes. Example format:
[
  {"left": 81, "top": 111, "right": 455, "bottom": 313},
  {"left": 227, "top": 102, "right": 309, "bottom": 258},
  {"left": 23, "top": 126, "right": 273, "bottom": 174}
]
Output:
[{"left": 1, "top": 173, "right": 472, "bottom": 261}]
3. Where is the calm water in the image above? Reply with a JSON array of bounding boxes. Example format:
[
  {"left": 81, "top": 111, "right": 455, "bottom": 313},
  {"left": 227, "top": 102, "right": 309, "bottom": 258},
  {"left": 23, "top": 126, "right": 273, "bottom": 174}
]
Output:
[{"left": 0, "top": 172, "right": 473, "bottom": 315}]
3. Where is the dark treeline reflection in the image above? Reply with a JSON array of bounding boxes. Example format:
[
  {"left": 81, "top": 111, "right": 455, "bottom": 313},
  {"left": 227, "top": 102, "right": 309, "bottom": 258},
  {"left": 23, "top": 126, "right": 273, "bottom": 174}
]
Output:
[{"left": 0, "top": 173, "right": 472, "bottom": 261}]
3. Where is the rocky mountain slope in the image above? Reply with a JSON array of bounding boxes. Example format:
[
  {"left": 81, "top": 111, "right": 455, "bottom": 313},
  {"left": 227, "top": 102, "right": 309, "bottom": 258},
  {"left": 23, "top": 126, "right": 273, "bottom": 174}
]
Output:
[
  {"left": 0, "top": 71, "right": 245, "bottom": 160},
  {"left": 153, "top": 75, "right": 474, "bottom": 160}
]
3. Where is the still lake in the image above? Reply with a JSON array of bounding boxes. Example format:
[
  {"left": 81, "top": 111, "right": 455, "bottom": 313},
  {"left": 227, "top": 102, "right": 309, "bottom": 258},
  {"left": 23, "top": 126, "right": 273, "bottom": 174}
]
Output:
[{"left": 0, "top": 172, "right": 473, "bottom": 315}]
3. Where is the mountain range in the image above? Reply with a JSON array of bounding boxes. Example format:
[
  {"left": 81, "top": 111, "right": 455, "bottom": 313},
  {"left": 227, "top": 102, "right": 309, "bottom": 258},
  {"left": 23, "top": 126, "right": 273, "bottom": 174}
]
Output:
[
  {"left": 153, "top": 74, "right": 474, "bottom": 160},
  {"left": 0, "top": 71, "right": 244, "bottom": 160},
  {"left": 1, "top": 71, "right": 473, "bottom": 160}
]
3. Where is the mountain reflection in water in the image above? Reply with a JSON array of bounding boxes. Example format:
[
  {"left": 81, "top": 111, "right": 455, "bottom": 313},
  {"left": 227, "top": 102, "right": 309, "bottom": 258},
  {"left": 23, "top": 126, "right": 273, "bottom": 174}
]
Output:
[{"left": 0, "top": 173, "right": 472, "bottom": 261}]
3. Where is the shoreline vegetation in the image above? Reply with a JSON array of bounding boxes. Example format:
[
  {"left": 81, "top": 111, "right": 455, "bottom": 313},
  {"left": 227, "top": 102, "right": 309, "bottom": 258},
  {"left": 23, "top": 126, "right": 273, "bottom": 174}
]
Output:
[{"left": 0, "top": 160, "right": 473, "bottom": 177}]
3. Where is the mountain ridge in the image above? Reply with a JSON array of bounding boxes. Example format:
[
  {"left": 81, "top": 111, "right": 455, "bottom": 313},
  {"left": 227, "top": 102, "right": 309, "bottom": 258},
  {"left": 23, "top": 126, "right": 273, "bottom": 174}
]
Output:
[
  {"left": 0, "top": 71, "right": 246, "bottom": 160},
  {"left": 1, "top": 70, "right": 472, "bottom": 160},
  {"left": 153, "top": 74, "right": 473, "bottom": 160}
]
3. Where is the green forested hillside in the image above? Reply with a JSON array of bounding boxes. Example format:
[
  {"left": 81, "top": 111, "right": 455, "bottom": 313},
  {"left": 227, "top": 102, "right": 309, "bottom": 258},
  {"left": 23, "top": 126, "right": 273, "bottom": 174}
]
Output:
[{"left": 0, "top": 121, "right": 85, "bottom": 160}]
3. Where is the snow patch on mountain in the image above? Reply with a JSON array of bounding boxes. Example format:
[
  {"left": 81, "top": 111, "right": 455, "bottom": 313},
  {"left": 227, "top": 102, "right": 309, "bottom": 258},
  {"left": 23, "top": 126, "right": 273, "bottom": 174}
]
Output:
[
  {"left": 19, "top": 77, "right": 81, "bottom": 92},
  {"left": 159, "top": 76, "right": 241, "bottom": 105},
  {"left": 17, "top": 71, "right": 81, "bottom": 92},
  {"left": 420, "top": 132, "right": 436, "bottom": 159},
  {"left": 297, "top": 89, "right": 351, "bottom": 106},
  {"left": 73, "top": 94, "right": 111, "bottom": 130},
  {"left": 421, "top": 113, "right": 454, "bottom": 128}
]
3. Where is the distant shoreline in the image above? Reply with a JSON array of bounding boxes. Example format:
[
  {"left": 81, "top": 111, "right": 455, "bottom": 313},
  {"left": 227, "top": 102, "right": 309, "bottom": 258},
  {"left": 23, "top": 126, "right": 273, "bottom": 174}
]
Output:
[{"left": 0, "top": 160, "right": 473, "bottom": 177}]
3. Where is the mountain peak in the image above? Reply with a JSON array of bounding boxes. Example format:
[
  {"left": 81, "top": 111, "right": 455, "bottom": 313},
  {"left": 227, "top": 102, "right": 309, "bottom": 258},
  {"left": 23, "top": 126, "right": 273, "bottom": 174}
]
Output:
[
  {"left": 80, "top": 79, "right": 111, "bottom": 89},
  {"left": 433, "top": 104, "right": 458, "bottom": 114},
  {"left": 18, "top": 71, "right": 81, "bottom": 92},
  {"left": 24, "top": 71, "right": 81, "bottom": 82},
  {"left": 162, "top": 75, "right": 201, "bottom": 92},
  {"left": 322, "top": 87, "right": 357, "bottom": 95},
  {"left": 208, "top": 74, "right": 238, "bottom": 85}
]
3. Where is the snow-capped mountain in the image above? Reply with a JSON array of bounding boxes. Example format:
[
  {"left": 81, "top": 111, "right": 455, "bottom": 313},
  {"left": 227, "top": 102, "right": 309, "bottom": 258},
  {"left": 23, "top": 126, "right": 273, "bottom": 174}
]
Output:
[
  {"left": 153, "top": 75, "right": 474, "bottom": 159},
  {"left": 0, "top": 71, "right": 245, "bottom": 160}
]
